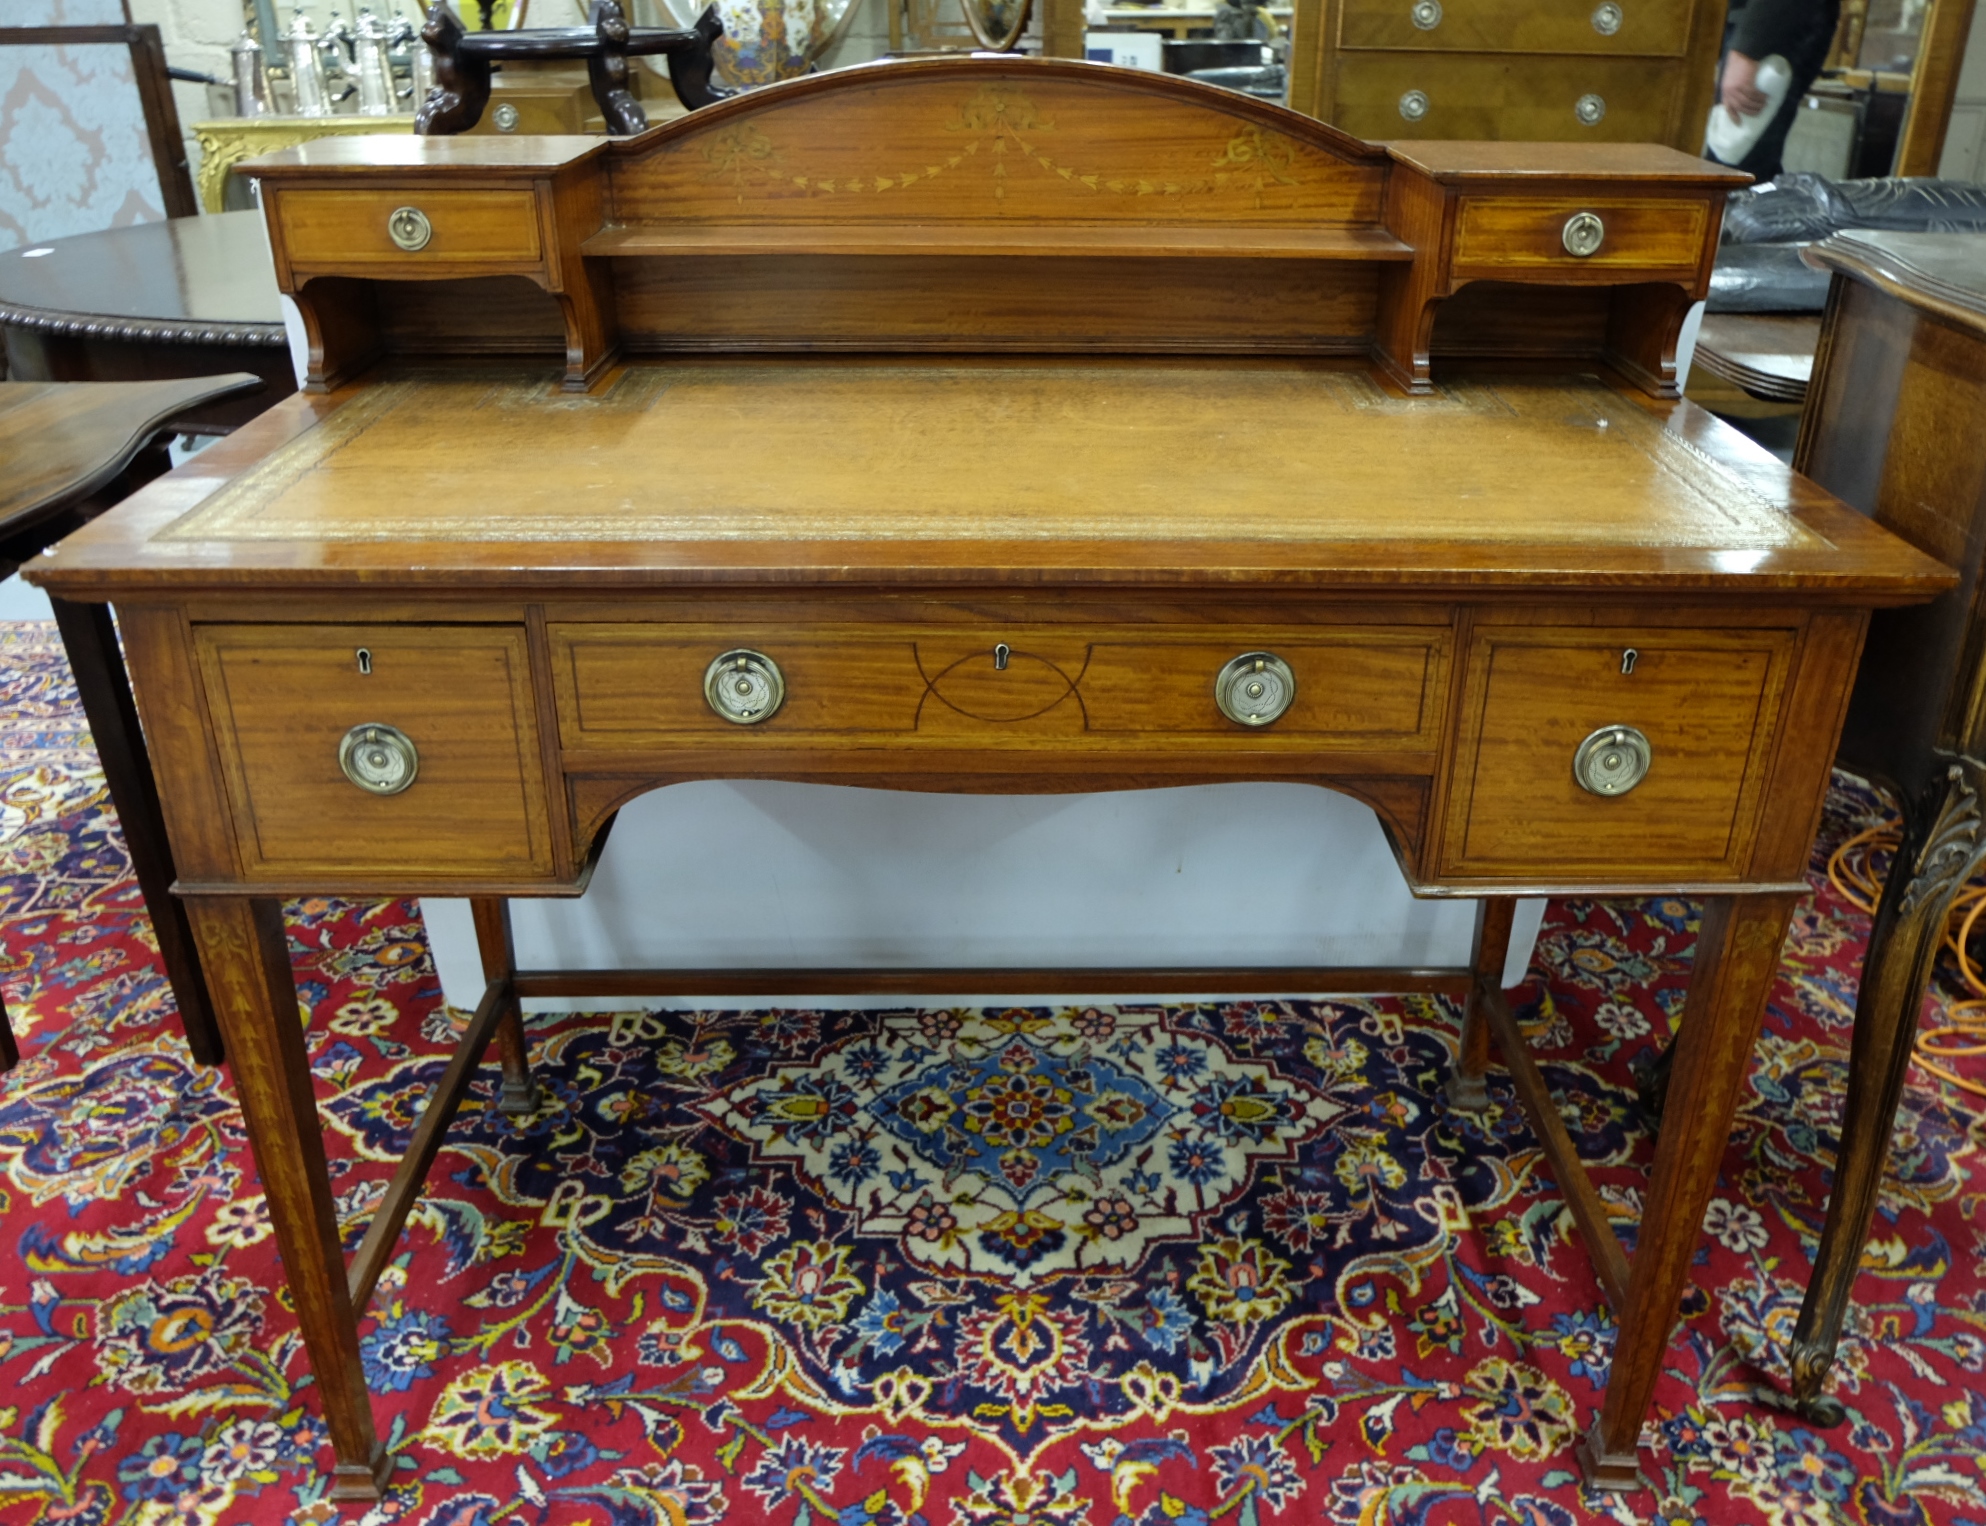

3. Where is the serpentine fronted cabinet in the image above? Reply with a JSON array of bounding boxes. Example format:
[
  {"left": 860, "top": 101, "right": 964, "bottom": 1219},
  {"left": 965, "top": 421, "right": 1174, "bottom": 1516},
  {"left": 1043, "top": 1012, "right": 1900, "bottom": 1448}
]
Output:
[{"left": 28, "top": 59, "right": 1952, "bottom": 1503}]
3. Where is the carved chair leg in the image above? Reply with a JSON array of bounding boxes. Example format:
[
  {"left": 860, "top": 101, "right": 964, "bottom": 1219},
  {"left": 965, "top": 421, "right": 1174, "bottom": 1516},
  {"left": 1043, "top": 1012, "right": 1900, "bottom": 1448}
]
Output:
[
  {"left": 184, "top": 897, "right": 389, "bottom": 1501},
  {"left": 1445, "top": 898, "right": 1515, "bottom": 1112},
  {"left": 471, "top": 898, "right": 539, "bottom": 1116},
  {"left": 587, "top": 0, "right": 648, "bottom": 134},
  {"left": 1788, "top": 761, "right": 1986, "bottom": 1424},
  {"left": 1579, "top": 892, "right": 1800, "bottom": 1491},
  {"left": 665, "top": 5, "right": 731, "bottom": 111}
]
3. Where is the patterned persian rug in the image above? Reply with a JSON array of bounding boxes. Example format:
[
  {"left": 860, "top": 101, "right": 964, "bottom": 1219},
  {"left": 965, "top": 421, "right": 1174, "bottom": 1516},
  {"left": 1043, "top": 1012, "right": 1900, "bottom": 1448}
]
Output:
[{"left": 1, "top": 619, "right": 1983, "bottom": 1526}]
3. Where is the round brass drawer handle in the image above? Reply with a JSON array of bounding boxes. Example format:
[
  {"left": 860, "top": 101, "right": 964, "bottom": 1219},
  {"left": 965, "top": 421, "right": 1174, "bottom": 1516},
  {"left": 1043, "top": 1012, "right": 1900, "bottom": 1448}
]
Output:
[
  {"left": 1410, "top": 0, "right": 1442, "bottom": 29},
  {"left": 1591, "top": 1, "right": 1623, "bottom": 33},
  {"left": 1562, "top": 210, "right": 1606, "bottom": 257},
  {"left": 1574, "top": 92, "right": 1607, "bottom": 126},
  {"left": 704, "top": 648, "right": 785, "bottom": 725},
  {"left": 386, "top": 205, "right": 432, "bottom": 252},
  {"left": 1398, "top": 89, "right": 1430, "bottom": 122},
  {"left": 1215, "top": 651, "right": 1297, "bottom": 727},
  {"left": 1573, "top": 724, "right": 1651, "bottom": 796},
  {"left": 338, "top": 722, "right": 419, "bottom": 795}
]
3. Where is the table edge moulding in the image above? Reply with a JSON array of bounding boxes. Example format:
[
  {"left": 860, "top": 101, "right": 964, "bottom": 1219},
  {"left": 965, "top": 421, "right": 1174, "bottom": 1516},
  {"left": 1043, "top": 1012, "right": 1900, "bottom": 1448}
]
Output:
[{"left": 24, "top": 56, "right": 1957, "bottom": 1504}]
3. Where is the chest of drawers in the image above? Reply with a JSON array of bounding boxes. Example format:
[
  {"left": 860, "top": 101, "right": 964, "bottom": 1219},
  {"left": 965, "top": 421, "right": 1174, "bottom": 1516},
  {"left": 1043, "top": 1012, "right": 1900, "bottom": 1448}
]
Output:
[{"left": 1289, "top": 0, "right": 1725, "bottom": 151}]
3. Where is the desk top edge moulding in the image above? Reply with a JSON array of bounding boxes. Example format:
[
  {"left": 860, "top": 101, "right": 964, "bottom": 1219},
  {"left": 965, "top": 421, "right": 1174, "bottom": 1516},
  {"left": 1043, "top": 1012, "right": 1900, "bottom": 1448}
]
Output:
[{"left": 25, "top": 56, "right": 1957, "bottom": 1505}]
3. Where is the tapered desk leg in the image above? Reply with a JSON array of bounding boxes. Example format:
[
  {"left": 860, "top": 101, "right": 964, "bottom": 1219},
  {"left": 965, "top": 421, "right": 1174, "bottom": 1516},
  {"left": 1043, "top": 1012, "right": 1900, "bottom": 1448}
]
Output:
[
  {"left": 49, "top": 598, "right": 223, "bottom": 1067},
  {"left": 1445, "top": 898, "right": 1516, "bottom": 1112},
  {"left": 184, "top": 897, "right": 389, "bottom": 1500},
  {"left": 0, "top": 994, "right": 17, "bottom": 1071},
  {"left": 1579, "top": 891, "right": 1800, "bottom": 1490},
  {"left": 1789, "top": 761, "right": 1986, "bottom": 1423},
  {"left": 471, "top": 899, "right": 539, "bottom": 1116}
]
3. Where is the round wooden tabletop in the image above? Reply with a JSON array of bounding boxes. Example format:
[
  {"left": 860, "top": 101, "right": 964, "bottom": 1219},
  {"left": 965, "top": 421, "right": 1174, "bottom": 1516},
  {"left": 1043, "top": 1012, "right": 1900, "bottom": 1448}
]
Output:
[
  {"left": 0, "top": 212, "right": 286, "bottom": 348},
  {"left": 1, "top": 213, "right": 294, "bottom": 432}
]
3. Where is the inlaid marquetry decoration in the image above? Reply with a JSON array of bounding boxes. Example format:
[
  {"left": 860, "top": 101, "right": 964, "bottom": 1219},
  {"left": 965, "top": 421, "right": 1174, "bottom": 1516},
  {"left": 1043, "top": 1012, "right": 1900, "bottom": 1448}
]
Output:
[{"left": 612, "top": 73, "right": 1389, "bottom": 223}]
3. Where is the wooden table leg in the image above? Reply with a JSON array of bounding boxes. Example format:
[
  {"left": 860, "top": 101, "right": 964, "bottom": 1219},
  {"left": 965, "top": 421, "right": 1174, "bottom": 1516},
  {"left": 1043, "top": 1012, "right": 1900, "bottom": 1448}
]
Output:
[
  {"left": 0, "top": 993, "right": 18, "bottom": 1071},
  {"left": 1578, "top": 890, "right": 1801, "bottom": 1491},
  {"left": 471, "top": 898, "right": 540, "bottom": 1116},
  {"left": 1445, "top": 898, "right": 1515, "bottom": 1112},
  {"left": 49, "top": 597, "right": 224, "bottom": 1067},
  {"left": 1789, "top": 761, "right": 1986, "bottom": 1422},
  {"left": 183, "top": 896, "right": 389, "bottom": 1501}
]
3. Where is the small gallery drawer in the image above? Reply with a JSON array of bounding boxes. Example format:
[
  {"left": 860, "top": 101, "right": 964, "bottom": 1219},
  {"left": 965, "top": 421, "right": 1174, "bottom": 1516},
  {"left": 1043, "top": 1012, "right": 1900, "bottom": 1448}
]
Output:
[
  {"left": 1440, "top": 627, "right": 1794, "bottom": 879},
  {"left": 194, "top": 624, "right": 553, "bottom": 879},
  {"left": 1339, "top": 0, "right": 1693, "bottom": 55},
  {"left": 550, "top": 624, "right": 1449, "bottom": 751},
  {"left": 274, "top": 187, "right": 543, "bottom": 269},
  {"left": 1451, "top": 195, "right": 1709, "bottom": 277}
]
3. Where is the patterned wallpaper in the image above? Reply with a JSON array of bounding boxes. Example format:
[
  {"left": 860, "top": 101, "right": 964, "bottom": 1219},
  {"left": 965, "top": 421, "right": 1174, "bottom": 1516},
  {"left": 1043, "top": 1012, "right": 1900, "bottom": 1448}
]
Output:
[{"left": 0, "top": 0, "right": 166, "bottom": 250}]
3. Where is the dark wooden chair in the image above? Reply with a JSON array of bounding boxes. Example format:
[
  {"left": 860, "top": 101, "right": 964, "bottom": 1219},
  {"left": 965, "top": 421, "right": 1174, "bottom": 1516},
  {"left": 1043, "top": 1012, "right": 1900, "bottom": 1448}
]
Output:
[
  {"left": 415, "top": 0, "right": 728, "bottom": 138},
  {"left": 0, "top": 375, "right": 261, "bottom": 1072}
]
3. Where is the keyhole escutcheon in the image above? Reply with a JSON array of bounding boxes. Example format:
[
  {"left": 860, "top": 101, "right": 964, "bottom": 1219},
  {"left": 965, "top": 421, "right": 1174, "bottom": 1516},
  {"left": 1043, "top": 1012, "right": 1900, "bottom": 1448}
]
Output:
[
  {"left": 994, "top": 642, "right": 1011, "bottom": 671},
  {"left": 356, "top": 648, "right": 372, "bottom": 676},
  {"left": 1621, "top": 648, "right": 1637, "bottom": 676}
]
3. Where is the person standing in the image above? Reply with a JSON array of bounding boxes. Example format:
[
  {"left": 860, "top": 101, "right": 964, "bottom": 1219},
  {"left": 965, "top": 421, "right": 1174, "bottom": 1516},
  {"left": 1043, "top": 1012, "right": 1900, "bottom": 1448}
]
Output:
[{"left": 1708, "top": 0, "right": 1844, "bottom": 178}]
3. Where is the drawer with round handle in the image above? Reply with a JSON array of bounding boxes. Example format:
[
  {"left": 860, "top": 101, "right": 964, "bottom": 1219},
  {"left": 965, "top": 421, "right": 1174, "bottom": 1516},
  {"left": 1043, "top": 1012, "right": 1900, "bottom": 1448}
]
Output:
[
  {"left": 1439, "top": 628, "right": 1797, "bottom": 880},
  {"left": 272, "top": 186, "right": 544, "bottom": 272},
  {"left": 192, "top": 624, "right": 555, "bottom": 879},
  {"left": 548, "top": 623, "right": 1452, "bottom": 756},
  {"left": 1450, "top": 195, "right": 1711, "bottom": 279},
  {"left": 1337, "top": 0, "right": 1692, "bottom": 53}
]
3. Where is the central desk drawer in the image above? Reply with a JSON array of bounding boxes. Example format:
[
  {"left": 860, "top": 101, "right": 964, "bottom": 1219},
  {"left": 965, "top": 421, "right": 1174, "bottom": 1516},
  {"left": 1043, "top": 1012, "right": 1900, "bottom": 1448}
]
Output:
[
  {"left": 1440, "top": 626, "right": 1794, "bottom": 879},
  {"left": 550, "top": 624, "right": 1450, "bottom": 751},
  {"left": 194, "top": 624, "right": 553, "bottom": 879}
]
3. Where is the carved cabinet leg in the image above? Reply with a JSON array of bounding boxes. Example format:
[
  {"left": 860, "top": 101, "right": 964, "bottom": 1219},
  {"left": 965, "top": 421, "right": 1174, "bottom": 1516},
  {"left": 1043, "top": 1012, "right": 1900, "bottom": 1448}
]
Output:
[
  {"left": 1446, "top": 898, "right": 1515, "bottom": 1112},
  {"left": 184, "top": 897, "right": 390, "bottom": 1501},
  {"left": 471, "top": 898, "right": 539, "bottom": 1116},
  {"left": 1789, "top": 761, "right": 1986, "bottom": 1423},
  {"left": 1579, "top": 891, "right": 1800, "bottom": 1491}
]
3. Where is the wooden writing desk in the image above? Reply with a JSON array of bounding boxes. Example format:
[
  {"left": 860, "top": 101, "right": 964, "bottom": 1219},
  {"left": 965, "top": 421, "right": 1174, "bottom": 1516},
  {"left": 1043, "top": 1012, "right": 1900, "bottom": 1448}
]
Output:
[{"left": 26, "top": 58, "right": 1951, "bottom": 1503}]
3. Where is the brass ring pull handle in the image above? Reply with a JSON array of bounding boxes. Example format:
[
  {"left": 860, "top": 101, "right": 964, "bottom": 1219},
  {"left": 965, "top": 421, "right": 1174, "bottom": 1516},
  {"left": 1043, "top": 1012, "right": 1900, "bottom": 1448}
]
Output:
[
  {"left": 1215, "top": 651, "right": 1297, "bottom": 727},
  {"left": 1591, "top": 1, "right": 1623, "bottom": 32},
  {"left": 1573, "top": 724, "right": 1651, "bottom": 796},
  {"left": 1398, "top": 89, "right": 1430, "bottom": 122},
  {"left": 338, "top": 722, "right": 419, "bottom": 795},
  {"left": 1574, "top": 92, "right": 1607, "bottom": 126},
  {"left": 386, "top": 206, "right": 432, "bottom": 251},
  {"left": 704, "top": 648, "right": 785, "bottom": 724},
  {"left": 1562, "top": 211, "right": 1606, "bottom": 257},
  {"left": 1410, "top": 0, "right": 1442, "bottom": 28}
]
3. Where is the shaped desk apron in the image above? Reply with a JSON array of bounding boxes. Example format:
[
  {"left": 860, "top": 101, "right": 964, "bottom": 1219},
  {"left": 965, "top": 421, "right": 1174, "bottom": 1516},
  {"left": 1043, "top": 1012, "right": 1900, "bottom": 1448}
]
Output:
[{"left": 30, "top": 357, "right": 1950, "bottom": 1502}]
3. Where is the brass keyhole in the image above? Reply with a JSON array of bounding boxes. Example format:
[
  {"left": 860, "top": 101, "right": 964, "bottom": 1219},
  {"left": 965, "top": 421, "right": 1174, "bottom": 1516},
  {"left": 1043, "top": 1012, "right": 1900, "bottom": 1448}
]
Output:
[
  {"left": 1621, "top": 648, "right": 1637, "bottom": 675},
  {"left": 994, "top": 642, "right": 1011, "bottom": 671},
  {"left": 356, "top": 647, "right": 372, "bottom": 675}
]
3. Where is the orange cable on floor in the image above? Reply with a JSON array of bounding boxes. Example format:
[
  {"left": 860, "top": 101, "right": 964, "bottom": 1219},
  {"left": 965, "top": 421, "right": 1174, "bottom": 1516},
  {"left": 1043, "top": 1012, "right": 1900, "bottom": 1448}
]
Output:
[{"left": 1827, "top": 823, "right": 1986, "bottom": 1100}]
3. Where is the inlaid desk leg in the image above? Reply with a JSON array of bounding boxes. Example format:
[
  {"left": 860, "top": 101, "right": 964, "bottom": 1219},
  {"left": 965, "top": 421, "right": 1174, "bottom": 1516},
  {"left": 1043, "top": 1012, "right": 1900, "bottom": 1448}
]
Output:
[
  {"left": 184, "top": 897, "right": 389, "bottom": 1501},
  {"left": 1445, "top": 898, "right": 1515, "bottom": 1112},
  {"left": 471, "top": 899, "right": 539, "bottom": 1116},
  {"left": 50, "top": 598, "right": 224, "bottom": 1066},
  {"left": 1789, "top": 761, "right": 1986, "bottom": 1424},
  {"left": 1578, "top": 891, "right": 1799, "bottom": 1491}
]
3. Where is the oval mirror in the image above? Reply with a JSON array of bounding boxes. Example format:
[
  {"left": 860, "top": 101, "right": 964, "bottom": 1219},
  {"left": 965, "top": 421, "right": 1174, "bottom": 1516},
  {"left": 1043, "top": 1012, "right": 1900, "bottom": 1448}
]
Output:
[{"left": 961, "top": 0, "right": 1033, "bottom": 51}]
